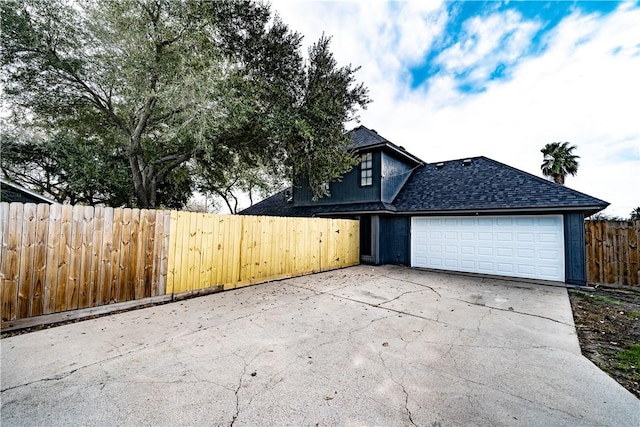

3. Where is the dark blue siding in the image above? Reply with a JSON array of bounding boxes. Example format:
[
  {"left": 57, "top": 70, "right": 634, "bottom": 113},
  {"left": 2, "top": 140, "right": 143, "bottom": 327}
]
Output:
[
  {"left": 379, "top": 216, "right": 410, "bottom": 265},
  {"left": 294, "top": 151, "right": 381, "bottom": 206},
  {"left": 381, "top": 153, "right": 413, "bottom": 203},
  {"left": 564, "top": 212, "right": 587, "bottom": 286}
]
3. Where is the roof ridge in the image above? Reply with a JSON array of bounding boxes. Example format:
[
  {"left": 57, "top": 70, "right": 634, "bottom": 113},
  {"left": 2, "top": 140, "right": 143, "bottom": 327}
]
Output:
[{"left": 425, "top": 155, "right": 483, "bottom": 165}]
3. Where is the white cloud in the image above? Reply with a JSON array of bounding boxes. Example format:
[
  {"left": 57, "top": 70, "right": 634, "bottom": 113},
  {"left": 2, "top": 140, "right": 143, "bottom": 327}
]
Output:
[
  {"left": 270, "top": 1, "right": 640, "bottom": 217},
  {"left": 435, "top": 9, "right": 540, "bottom": 80}
]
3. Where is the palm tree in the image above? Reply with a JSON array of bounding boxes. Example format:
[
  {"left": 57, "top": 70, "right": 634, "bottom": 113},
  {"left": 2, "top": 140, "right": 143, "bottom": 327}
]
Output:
[{"left": 540, "top": 142, "right": 580, "bottom": 185}]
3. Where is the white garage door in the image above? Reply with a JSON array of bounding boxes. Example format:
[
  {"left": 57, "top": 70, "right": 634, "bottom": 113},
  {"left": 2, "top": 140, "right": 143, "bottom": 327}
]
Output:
[{"left": 411, "top": 215, "right": 565, "bottom": 282}]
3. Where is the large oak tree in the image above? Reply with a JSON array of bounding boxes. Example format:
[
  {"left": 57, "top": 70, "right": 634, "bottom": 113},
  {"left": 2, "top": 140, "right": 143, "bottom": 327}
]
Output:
[{"left": 1, "top": 0, "right": 369, "bottom": 208}]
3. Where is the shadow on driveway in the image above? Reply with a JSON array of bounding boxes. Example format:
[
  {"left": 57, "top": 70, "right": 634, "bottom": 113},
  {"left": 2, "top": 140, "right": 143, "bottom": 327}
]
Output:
[{"left": 2, "top": 265, "right": 639, "bottom": 426}]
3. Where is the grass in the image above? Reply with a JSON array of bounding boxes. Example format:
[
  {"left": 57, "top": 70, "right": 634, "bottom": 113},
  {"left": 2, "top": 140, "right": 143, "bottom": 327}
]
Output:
[
  {"left": 570, "top": 290, "right": 623, "bottom": 305},
  {"left": 615, "top": 344, "right": 640, "bottom": 379},
  {"left": 628, "top": 311, "right": 640, "bottom": 319}
]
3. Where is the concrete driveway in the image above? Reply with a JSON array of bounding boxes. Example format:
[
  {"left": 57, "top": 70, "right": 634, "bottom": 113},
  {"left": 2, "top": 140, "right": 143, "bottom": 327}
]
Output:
[{"left": 2, "top": 265, "right": 639, "bottom": 426}]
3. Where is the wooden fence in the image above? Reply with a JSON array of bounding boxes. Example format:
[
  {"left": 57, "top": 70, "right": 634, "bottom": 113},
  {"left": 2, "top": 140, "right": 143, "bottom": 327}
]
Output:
[
  {"left": 585, "top": 220, "right": 639, "bottom": 287},
  {"left": 0, "top": 202, "right": 359, "bottom": 324}
]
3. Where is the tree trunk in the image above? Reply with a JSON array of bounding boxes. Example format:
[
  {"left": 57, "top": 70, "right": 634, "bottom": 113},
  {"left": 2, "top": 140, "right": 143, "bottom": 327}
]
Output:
[{"left": 128, "top": 148, "right": 152, "bottom": 208}]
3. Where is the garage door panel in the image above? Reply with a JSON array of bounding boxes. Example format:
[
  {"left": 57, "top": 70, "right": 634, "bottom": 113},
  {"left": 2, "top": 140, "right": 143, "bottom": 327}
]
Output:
[
  {"left": 478, "top": 246, "right": 493, "bottom": 256},
  {"left": 411, "top": 215, "right": 564, "bottom": 282},
  {"left": 444, "top": 258, "right": 458, "bottom": 268},
  {"left": 460, "top": 232, "right": 475, "bottom": 241},
  {"left": 497, "top": 232, "right": 513, "bottom": 241},
  {"left": 477, "top": 261, "right": 494, "bottom": 272},
  {"left": 518, "top": 265, "right": 536, "bottom": 275},
  {"left": 517, "top": 218, "right": 535, "bottom": 226},
  {"left": 496, "top": 247, "right": 513, "bottom": 257},
  {"left": 517, "top": 248, "right": 535, "bottom": 259},
  {"left": 538, "top": 233, "right": 558, "bottom": 243},
  {"left": 517, "top": 232, "right": 534, "bottom": 242},
  {"left": 460, "top": 246, "right": 475, "bottom": 255},
  {"left": 429, "top": 257, "right": 443, "bottom": 267},
  {"left": 497, "top": 263, "right": 514, "bottom": 273},
  {"left": 496, "top": 218, "right": 513, "bottom": 226},
  {"left": 460, "top": 259, "right": 475, "bottom": 269},
  {"left": 539, "top": 249, "right": 559, "bottom": 260},
  {"left": 537, "top": 217, "right": 557, "bottom": 226}
]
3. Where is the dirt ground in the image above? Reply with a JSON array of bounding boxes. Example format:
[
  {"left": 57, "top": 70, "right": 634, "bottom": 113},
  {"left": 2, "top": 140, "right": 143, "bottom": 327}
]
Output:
[{"left": 569, "top": 286, "right": 640, "bottom": 398}]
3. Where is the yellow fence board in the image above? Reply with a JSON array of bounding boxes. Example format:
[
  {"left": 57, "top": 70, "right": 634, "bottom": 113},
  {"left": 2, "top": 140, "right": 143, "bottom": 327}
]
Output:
[
  {"left": 1, "top": 202, "right": 359, "bottom": 322},
  {"left": 166, "top": 213, "right": 359, "bottom": 293}
]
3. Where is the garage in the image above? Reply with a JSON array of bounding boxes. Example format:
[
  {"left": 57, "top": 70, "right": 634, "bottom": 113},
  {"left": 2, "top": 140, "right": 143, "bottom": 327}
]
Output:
[{"left": 411, "top": 215, "right": 565, "bottom": 282}]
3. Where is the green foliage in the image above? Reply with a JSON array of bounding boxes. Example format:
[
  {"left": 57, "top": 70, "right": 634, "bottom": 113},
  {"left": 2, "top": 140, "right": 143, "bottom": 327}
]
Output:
[
  {"left": 1, "top": 0, "right": 368, "bottom": 208},
  {"left": 540, "top": 142, "right": 580, "bottom": 185},
  {"left": 279, "top": 35, "right": 369, "bottom": 200},
  {"left": 1, "top": 128, "right": 133, "bottom": 205}
]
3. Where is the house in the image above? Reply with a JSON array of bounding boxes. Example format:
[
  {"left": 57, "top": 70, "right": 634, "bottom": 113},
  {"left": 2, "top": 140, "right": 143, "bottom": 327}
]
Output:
[
  {"left": 0, "top": 179, "right": 58, "bottom": 204},
  {"left": 240, "top": 126, "right": 608, "bottom": 286}
]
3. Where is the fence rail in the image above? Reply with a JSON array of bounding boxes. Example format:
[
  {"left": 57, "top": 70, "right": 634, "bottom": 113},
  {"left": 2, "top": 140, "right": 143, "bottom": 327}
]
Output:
[
  {"left": 0, "top": 202, "right": 359, "bottom": 323},
  {"left": 585, "top": 220, "right": 640, "bottom": 287}
]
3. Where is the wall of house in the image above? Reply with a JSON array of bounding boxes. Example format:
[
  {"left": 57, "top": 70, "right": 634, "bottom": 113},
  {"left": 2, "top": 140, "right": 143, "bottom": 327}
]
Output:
[
  {"left": 1, "top": 188, "right": 48, "bottom": 204},
  {"left": 293, "top": 151, "right": 382, "bottom": 206},
  {"left": 360, "top": 215, "right": 379, "bottom": 265},
  {"left": 564, "top": 212, "right": 587, "bottom": 286},
  {"left": 378, "top": 216, "right": 411, "bottom": 265},
  {"left": 381, "top": 153, "right": 413, "bottom": 203}
]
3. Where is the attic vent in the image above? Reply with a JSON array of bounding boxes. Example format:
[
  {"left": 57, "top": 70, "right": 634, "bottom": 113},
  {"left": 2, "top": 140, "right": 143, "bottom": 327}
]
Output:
[
  {"left": 436, "top": 162, "right": 445, "bottom": 169},
  {"left": 462, "top": 159, "right": 472, "bottom": 166}
]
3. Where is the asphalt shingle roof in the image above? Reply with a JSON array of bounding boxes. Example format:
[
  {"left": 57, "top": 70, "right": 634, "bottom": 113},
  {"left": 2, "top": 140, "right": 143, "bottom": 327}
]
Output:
[
  {"left": 240, "top": 189, "right": 395, "bottom": 217},
  {"left": 347, "top": 126, "right": 423, "bottom": 164},
  {"left": 240, "top": 124, "right": 608, "bottom": 218},
  {"left": 347, "top": 126, "right": 390, "bottom": 150},
  {"left": 393, "top": 156, "right": 608, "bottom": 213},
  {"left": 241, "top": 156, "right": 608, "bottom": 217}
]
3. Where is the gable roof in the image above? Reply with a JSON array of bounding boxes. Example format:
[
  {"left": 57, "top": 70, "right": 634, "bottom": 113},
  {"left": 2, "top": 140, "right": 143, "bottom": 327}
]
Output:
[
  {"left": 241, "top": 156, "right": 608, "bottom": 217},
  {"left": 392, "top": 156, "right": 608, "bottom": 214},
  {"left": 348, "top": 126, "right": 423, "bottom": 165},
  {"left": 348, "top": 125, "right": 390, "bottom": 149}
]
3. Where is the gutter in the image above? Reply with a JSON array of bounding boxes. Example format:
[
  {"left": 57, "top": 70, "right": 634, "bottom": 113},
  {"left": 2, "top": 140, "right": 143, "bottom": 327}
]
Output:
[{"left": 313, "top": 205, "right": 608, "bottom": 217}]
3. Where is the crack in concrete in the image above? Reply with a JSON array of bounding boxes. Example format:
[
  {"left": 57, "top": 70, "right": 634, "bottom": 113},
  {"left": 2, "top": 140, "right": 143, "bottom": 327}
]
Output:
[
  {"left": 347, "top": 314, "right": 395, "bottom": 340},
  {"left": 378, "top": 288, "right": 430, "bottom": 306},
  {"left": 377, "top": 351, "right": 417, "bottom": 427},
  {"left": 379, "top": 274, "right": 442, "bottom": 298},
  {"left": 230, "top": 362, "right": 247, "bottom": 427},
  {"left": 1, "top": 354, "right": 114, "bottom": 393},
  {"left": 424, "top": 363, "right": 587, "bottom": 422},
  {"left": 454, "top": 298, "right": 573, "bottom": 326},
  {"left": 476, "top": 309, "right": 492, "bottom": 334}
]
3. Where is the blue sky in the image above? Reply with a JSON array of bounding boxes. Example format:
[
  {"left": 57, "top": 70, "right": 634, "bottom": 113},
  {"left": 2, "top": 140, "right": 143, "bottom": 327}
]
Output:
[
  {"left": 408, "top": 1, "right": 622, "bottom": 91},
  {"left": 270, "top": 0, "right": 640, "bottom": 217}
]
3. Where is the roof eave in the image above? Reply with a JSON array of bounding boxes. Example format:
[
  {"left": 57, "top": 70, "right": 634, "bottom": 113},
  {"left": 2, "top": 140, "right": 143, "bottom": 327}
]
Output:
[
  {"left": 314, "top": 209, "right": 396, "bottom": 217},
  {"left": 350, "top": 142, "right": 424, "bottom": 165},
  {"left": 395, "top": 205, "right": 609, "bottom": 216}
]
